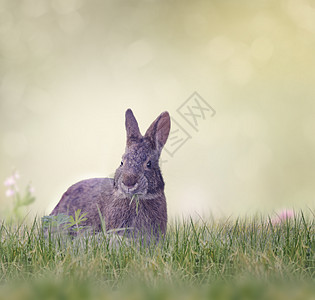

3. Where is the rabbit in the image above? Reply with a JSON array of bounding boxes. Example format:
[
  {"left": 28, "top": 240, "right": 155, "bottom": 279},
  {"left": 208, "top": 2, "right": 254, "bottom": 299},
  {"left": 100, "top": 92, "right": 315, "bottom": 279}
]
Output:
[{"left": 49, "top": 109, "right": 171, "bottom": 240}]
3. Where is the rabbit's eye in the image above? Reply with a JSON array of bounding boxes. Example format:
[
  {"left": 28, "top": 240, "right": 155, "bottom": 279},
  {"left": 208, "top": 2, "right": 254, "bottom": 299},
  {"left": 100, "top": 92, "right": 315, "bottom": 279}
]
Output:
[
  {"left": 120, "top": 161, "right": 123, "bottom": 167},
  {"left": 146, "top": 161, "right": 151, "bottom": 168}
]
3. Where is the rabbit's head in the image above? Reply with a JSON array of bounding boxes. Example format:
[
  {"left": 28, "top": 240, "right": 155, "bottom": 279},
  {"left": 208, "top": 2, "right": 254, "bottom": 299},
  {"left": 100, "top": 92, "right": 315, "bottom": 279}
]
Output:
[{"left": 114, "top": 109, "right": 171, "bottom": 199}]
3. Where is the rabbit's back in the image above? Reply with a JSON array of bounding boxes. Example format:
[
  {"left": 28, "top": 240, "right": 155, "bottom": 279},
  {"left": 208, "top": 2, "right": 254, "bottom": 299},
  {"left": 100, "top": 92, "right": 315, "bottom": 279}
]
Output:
[{"left": 50, "top": 178, "right": 114, "bottom": 229}]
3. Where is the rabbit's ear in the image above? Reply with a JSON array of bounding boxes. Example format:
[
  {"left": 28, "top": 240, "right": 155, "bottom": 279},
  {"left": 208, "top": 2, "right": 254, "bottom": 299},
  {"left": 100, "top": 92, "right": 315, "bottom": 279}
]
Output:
[
  {"left": 125, "top": 109, "right": 141, "bottom": 146},
  {"left": 145, "top": 111, "right": 171, "bottom": 154}
]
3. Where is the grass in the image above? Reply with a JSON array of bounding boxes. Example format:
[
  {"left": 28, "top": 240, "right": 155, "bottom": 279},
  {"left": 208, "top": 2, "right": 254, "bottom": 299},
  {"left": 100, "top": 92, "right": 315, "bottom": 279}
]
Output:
[{"left": 0, "top": 212, "right": 314, "bottom": 299}]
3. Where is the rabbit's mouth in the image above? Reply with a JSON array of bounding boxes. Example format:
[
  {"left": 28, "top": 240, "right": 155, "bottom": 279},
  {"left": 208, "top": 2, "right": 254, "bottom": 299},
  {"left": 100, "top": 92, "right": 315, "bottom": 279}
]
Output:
[
  {"left": 117, "top": 174, "right": 148, "bottom": 197},
  {"left": 120, "top": 182, "right": 140, "bottom": 195}
]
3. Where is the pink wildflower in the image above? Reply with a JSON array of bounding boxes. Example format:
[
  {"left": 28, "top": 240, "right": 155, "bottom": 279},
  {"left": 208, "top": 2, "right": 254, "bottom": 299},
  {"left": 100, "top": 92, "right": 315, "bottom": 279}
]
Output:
[
  {"left": 13, "top": 170, "right": 20, "bottom": 180},
  {"left": 4, "top": 176, "right": 16, "bottom": 187},
  {"left": 5, "top": 189, "right": 15, "bottom": 197},
  {"left": 272, "top": 209, "right": 295, "bottom": 225},
  {"left": 28, "top": 186, "right": 35, "bottom": 195},
  {"left": 278, "top": 209, "right": 294, "bottom": 220}
]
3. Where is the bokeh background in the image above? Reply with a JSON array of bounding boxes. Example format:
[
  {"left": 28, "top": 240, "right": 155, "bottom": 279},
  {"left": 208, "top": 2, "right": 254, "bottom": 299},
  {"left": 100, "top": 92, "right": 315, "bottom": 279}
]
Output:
[{"left": 0, "top": 0, "right": 314, "bottom": 218}]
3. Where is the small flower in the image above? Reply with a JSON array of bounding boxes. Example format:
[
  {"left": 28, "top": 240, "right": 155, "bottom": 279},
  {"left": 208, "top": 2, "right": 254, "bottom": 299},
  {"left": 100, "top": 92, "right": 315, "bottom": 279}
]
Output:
[
  {"left": 28, "top": 186, "right": 35, "bottom": 195},
  {"left": 4, "top": 176, "right": 16, "bottom": 187},
  {"left": 13, "top": 170, "right": 20, "bottom": 180},
  {"left": 5, "top": 189, "right": 15, "bottom": 197},
  {"left": 278, "top": 209, "right": 294, "bottom": 220},
  {"left": 272, "top": 209, "right": 295, "bottom": 225}
]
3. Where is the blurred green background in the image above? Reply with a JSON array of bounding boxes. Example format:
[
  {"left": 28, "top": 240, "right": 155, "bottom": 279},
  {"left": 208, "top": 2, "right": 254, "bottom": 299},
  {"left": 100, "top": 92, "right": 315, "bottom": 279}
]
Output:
[{"left": 0, "top": 0, "right": 314, "bottom": 218}]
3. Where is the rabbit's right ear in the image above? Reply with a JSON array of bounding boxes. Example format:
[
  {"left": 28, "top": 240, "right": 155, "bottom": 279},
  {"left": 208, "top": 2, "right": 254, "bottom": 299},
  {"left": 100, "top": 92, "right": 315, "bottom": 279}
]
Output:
[
  {"left": 145, "top": 111, "right": 171, "bottom": 155},
  {"left": 125, "top": 109, "right": 141, "bottom": 146}
]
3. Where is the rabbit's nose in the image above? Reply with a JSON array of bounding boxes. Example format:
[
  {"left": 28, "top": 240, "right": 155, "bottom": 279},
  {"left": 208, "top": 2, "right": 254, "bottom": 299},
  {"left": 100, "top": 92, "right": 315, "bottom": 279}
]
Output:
[{"left": 122, "top": 174, "right": 138, "bottom": 187}]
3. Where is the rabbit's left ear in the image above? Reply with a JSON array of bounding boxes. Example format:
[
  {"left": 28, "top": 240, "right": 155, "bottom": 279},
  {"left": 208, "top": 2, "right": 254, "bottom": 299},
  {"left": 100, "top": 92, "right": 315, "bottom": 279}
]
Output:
[
  {"left": 145, "top": 111, "right": 171, "bottom": 154},
  {"left": 125, "top": 109, "right": 142, "bottom": 146}
]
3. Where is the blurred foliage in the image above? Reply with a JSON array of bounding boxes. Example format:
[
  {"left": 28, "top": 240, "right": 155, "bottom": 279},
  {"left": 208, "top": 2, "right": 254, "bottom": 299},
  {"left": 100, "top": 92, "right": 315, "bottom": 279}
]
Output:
[{"left": 0, "top": 280, "right": 314, "bottom": 300}]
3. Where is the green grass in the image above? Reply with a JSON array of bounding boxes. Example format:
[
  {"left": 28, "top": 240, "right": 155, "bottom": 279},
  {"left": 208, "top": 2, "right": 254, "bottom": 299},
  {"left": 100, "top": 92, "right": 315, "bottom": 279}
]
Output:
[{"left": 0, "top": 212, "right": 314, "bottom": 299}]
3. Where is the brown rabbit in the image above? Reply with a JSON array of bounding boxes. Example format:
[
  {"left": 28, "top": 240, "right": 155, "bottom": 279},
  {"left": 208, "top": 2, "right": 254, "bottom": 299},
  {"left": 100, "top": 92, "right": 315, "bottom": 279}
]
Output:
[{"left": 50, "top": 109, "right": 171, "bottom": 240}]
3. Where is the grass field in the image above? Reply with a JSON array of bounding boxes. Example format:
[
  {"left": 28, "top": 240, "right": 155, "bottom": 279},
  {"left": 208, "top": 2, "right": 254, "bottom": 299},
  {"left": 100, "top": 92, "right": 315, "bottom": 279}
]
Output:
[{"left": 0, "top": 212, "right": 314, "bottom": 300}]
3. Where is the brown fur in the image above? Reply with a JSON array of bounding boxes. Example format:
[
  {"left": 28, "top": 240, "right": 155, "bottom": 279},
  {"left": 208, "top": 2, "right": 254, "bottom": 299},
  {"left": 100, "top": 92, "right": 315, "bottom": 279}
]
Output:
[{"left": 50, "top": 109, "right": 171, "bottom": 240}]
